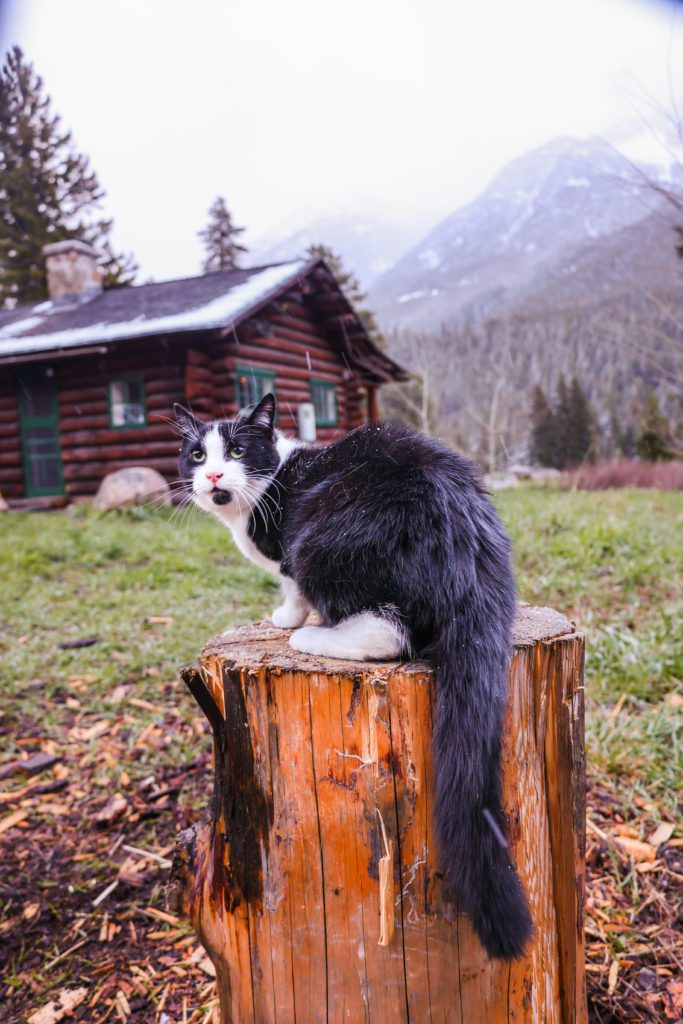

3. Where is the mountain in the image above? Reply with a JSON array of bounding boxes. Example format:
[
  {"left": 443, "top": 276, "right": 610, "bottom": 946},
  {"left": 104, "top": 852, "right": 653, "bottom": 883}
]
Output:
[
  {"left": 369, "top": 136, "right": 679, "bottom": 329},
  {"left": 248, "top": 209, "right": 424, "bottom": 289}
]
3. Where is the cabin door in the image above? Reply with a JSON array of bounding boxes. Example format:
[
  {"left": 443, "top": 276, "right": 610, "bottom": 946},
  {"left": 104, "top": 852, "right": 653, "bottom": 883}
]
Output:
[{"left": 17, "top": 370, "right": 64, "bottom": 497}]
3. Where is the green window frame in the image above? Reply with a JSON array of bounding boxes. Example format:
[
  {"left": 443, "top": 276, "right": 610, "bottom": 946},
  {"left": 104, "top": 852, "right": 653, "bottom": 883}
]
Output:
[
  {"left": 236, "top": 366, "right": 277, "bottom": 413},
  {"left": 309, "top": 379, "right": 338, "bottom": 426},
  {"left": 108, "top": 376, "right": 147, "bottom": 429}
]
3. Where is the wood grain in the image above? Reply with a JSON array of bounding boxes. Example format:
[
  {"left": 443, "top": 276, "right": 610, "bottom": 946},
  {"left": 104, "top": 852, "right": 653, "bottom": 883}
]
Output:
[{"left": 170, "top": 604, "right": 586, "bottom": 1023}]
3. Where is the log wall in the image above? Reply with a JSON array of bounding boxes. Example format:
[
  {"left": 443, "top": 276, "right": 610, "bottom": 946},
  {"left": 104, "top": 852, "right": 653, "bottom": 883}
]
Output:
[
  {"left": 224, "top": 296, "right": 368, "bottom": 440},
  {"left": 0, "top": 381, "right": 23, "bottom": 498},
  {"left": 55, "top": 342, "right": 186, "bottom": 497}
]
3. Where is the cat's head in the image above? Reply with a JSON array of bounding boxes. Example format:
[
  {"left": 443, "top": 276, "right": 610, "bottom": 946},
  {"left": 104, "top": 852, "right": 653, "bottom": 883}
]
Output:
[{"left": 175, "top": 393, "right": 279, "bottom": 516}]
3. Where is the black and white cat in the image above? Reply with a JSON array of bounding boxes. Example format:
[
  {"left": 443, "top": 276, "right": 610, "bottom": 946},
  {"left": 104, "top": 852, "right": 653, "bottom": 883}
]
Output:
[{"left": 175, "top": 393, "right": 532, "bottom": 960}]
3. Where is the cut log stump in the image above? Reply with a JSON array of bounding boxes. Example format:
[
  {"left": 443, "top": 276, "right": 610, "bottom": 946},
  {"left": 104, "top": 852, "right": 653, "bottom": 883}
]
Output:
[{"left": 170, "top": 605, "right": 586, "bottom": 1024}]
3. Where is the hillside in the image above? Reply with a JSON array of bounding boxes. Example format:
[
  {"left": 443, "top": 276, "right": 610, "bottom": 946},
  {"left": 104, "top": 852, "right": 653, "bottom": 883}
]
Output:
[{"left": 369, "top": 136, "right": 679, "bottom": 329}]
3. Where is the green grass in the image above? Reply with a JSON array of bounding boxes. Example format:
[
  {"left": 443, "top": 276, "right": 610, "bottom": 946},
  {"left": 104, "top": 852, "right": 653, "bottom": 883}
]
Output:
[
  {"left": 0, "top": 488, "right": 681, "bottom": 812},
  {"left": 502, "top": 486, "right": 683, "bottom": 819}
]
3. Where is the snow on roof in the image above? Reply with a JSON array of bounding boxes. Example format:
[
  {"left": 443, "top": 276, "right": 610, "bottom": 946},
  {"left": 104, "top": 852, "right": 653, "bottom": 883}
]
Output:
[{"left": 0, "top": 260, "right": 308, "bottom": 359}]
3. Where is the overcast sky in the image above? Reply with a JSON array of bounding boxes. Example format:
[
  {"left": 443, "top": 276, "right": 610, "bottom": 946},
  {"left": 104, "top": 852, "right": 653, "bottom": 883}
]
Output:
[{"left": 2, "top": 0, "right": 682, "bottom": 280}]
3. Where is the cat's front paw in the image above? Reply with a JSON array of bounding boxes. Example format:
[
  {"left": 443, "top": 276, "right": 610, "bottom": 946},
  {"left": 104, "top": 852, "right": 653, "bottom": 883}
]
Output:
[{"left": 271, "top": 604, "right": 309, "bottom": 629}]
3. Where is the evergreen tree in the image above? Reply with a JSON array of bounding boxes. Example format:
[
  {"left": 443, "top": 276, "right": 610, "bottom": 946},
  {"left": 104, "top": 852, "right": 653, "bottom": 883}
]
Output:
[
  {"left": 0, "top": 46, "right": 136, "bottom": 306},
  {"left": 305, "top": 243, "right": 384, "bottom": 347},
  {"left": 635, "top": 390, "right": 673, "bottom": 461},
  {"left": 553, "top": 373, "right": 572, "bottom": 469},
  {"left": 198, "top": 196, "right": 247, "bottom": 272},
  {"left": 529, "top": 384, "right": 557, "bottom": 466},
  {"left": 565, "top": 376, "right": 595, "bottom": 466},
  {"left": 606, "top": 404, "right": 635, "bottom": 458}
]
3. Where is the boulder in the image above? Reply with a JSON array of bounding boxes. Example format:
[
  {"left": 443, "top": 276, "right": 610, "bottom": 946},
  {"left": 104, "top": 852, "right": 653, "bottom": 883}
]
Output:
[
  {"left": 484, "top": 472, "right": 520, "bottom": 491},
  {"left": 507, "top": 463, "right": 534, "bottom": 480},
  {"left": 93, "top": 467, "right": 171, "bottom": 512}
]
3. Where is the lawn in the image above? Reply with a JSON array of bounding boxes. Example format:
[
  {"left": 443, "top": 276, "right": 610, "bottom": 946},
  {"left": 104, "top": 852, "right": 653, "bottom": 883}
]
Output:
[{"left": 0, "top": 488, "right": 681, "bottom": 1022}]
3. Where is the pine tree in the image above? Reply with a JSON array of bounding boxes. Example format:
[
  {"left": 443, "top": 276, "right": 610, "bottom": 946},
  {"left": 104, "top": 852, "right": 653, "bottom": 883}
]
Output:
[
  {"left": 305, "top": 243, "right": 384, "bottom": 347},
  {"left": 635, "top": 390, "right": 673, "bottom": 461},
  {"left": 553, "top": 373, "right": 572, "bottom": 469},
  {"left": 565, "top": 376, "right": 595, "bottom": 466},
  {"left": 0, "top": 46, "right": 136, "bottom": 306},
  {"left": 198, "top": 196, "right": 247, "bottom": 272},
  {"left": 529, "top": 384, "right": 557, "bottom": 466}
]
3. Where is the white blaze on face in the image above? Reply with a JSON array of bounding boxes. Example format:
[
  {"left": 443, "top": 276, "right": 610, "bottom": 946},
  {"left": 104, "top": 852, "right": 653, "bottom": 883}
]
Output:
[{"left": 192, "top": 425, "right": 249, "bottom": 507}]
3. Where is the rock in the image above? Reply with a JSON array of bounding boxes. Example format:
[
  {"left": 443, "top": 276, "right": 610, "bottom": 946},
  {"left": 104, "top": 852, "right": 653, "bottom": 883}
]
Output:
[
  {"left": 530, "top": 467, "right": 561, "bottom": 481},
  {"left": 507, "top": 463, "right": 534, "bottom": 480},
  {"left": 93, "top": 467, "right": 170, "bottom": 511},
  {"left": 484, "top": 472, "right": 520, "bottom": 491}
]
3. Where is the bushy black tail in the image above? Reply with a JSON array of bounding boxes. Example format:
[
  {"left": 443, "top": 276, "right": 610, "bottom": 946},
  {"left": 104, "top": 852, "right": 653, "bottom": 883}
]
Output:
[{"left": 429, "top": 618, "right": 533, "bottom": 960}]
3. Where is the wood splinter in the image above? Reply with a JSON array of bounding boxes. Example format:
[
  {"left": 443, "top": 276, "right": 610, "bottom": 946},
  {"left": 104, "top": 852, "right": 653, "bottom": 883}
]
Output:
[{"left": 376, "top": 807, "right": 395, "bottom": 947}]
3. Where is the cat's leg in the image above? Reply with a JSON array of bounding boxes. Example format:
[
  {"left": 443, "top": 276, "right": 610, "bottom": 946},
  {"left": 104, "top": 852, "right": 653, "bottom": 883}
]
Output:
[
  {"left": 271, "top": 574, "right": 311, "bottom": 629},
  {"left": 289, "top": 611, "right": 406, "bottom": 661}
]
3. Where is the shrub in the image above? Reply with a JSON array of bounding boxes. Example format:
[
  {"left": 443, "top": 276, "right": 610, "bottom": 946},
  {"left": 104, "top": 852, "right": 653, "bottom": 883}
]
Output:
[{"left": 564, "top": 459, "right": 683, "bottom": 491}]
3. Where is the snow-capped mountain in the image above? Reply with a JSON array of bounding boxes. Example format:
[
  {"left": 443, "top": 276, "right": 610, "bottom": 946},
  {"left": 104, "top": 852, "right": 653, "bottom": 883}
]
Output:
[
  {"left": 248, "top": 209, "right": 424, "bottom": 288},
  {"left": 369, "top": 136, "right": 678, "bottom": 329}
]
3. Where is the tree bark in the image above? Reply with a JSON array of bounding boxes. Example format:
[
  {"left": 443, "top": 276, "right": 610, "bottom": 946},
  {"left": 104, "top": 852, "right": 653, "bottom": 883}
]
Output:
[{"left": 170, "top": 606, "right": 586, "bottom": 1024}]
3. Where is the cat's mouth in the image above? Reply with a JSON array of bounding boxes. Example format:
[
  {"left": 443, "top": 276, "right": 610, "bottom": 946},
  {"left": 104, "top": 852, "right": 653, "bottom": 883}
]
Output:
[{"left": 211, "top": 488, "right": 232, "bottom": 506}]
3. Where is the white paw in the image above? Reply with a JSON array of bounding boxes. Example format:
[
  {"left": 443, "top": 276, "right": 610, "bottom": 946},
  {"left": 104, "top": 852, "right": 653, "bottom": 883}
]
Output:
[
  {"left": 271, "top": 604, "right": 309, "bottom": 629},
  {"left": 289, "top": 626, "right": 327, "bottom": 655}
]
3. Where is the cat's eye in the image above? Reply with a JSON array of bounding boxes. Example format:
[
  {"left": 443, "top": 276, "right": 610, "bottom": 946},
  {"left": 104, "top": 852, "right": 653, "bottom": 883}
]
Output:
[
  {"left": 230, "top": 446, "right": 245, "bottom": 459},
  {"left": 191, "top": 449, "right": 206, "bottom": 463}
]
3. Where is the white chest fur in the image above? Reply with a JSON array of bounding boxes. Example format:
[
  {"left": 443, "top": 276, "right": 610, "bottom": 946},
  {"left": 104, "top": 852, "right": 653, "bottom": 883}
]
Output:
[{"left": 225, "top": 512, "right": 280, "bottom": 575}]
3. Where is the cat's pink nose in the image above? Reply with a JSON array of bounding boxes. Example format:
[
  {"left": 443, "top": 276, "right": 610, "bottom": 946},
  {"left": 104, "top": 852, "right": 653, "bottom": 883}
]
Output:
[{"left": 206, "top": 471, "right": 223, "bottom": 485}]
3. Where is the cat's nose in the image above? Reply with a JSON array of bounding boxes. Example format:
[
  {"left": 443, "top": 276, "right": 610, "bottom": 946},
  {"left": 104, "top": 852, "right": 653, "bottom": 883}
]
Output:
[{"left": 206, "top": 471, "right": 223, "bottom": 485}]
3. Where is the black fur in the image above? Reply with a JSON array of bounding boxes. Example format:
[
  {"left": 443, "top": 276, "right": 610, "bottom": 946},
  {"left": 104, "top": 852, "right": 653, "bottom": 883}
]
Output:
[{"left": 176, "top": 396, "right": 533, "bottom": 959}]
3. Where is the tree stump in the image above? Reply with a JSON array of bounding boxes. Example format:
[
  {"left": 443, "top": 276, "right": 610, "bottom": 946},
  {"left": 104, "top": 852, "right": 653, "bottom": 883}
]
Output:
[{"left": 170, "top": 605, "right": 586, "bottom": 1024}]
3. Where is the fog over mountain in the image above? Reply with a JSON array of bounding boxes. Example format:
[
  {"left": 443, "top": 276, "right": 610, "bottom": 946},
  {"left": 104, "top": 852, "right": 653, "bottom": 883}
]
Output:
[
  {"left": 249, "top": 209, "right": 424, "bottom": 288},
  {"left": 368, "top": 135, "right": 681, "bottom": 330}
]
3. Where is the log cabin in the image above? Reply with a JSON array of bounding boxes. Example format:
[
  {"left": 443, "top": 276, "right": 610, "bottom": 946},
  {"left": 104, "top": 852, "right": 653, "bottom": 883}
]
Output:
[{"left": 0, "top": 241, "right": 406, "bottom": 504}]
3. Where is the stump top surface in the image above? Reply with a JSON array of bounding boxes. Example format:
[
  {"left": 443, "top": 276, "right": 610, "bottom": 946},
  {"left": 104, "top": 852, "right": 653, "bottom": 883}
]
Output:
[{"left": 201, "top": 604, "right": 575, "bottom": 677}]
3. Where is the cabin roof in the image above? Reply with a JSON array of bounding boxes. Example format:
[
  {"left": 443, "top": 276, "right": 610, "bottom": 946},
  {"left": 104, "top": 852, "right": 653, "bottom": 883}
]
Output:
[{"left": 0, "top": 259, "right": 406, "bottom": 382}]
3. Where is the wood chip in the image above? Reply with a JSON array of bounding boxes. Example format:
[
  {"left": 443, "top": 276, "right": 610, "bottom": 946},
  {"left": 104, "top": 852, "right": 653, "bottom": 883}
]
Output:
[
  {"left": 636, "top": 859, "right": 664, "bottom": 874},
  {"left": 92, "top": 879, "right": 120, "bottom": 907},
  {"left": 139, "top": 906, "right": 180, "bottom": 926},
  {"left": 94, "top": 794, "right": 128, "bottom": 827},
  {"left": 0, "top": 807, "right": 29, "bottom": 834},
  {"left": 23, "top": 901, "right": 40, "bottom": 921},
  {"left": 608, "top": 959, "right": 619, "bottom": 996},
  {"left": 198, "top": 957, "right": 216, "bottom": 978},
  {"left": 129, "top": 697, "right": 167, "bottom": 714},
  {"left": 16, "top": 753, "right": 61, "bottom": 777},
  {"left": 649, "top": 822, "right": 676, "bottom": 847},
  {"left": 613, "top": 835, "right": 656, "bottom": 862},
  {"left": 121, "top": 844, "right": 172, "bottom": 867},
  {"left": 28, "top": 987, "right": 88, "bottom": 1023}
]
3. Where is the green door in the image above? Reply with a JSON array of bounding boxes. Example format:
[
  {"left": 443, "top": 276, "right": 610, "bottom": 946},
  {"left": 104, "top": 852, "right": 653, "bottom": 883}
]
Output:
[{"left": 17, "top": 370, "right": 64, "bottom": 497}]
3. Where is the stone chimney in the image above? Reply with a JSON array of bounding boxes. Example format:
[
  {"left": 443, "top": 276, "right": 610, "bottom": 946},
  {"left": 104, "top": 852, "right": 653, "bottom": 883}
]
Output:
[{"left": 42, "top": 240, "right": 103, "bottom": 301}]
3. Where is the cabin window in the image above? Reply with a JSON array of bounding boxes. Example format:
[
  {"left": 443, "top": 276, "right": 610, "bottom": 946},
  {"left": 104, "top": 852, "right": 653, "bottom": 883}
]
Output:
[
  {"left": 108, "top": 377, "right": 147, "bottom": 428},
  {"left": 236, "top": 366, "right": 276, "bottom": 410},
  {"left": 309, "top": 380, "right": 338, "bottom": 426}
]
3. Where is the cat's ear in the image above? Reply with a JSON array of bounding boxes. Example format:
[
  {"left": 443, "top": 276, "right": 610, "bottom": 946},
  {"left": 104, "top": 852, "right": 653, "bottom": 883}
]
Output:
[
  {"left": 247, "top": 393, "right": 276, "bottom": 432},
  {"left": 174, "top": 403, "right": 203, "bottom": 436}
]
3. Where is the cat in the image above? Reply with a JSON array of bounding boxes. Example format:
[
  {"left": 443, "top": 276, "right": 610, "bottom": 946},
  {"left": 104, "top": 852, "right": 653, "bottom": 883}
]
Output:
[{"left": 175, "top": 392, "right": 533, "bottom": 960}]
